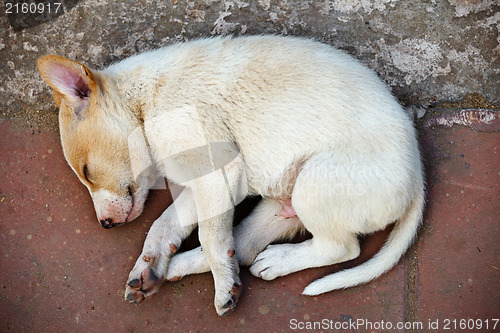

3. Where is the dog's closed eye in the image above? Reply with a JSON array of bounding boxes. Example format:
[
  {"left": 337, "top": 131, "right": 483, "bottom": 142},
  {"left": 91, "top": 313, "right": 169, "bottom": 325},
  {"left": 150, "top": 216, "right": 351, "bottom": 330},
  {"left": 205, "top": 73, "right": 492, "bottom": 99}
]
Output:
[{"left": 83, "top": 165, "right": 92, "bottom": 184}]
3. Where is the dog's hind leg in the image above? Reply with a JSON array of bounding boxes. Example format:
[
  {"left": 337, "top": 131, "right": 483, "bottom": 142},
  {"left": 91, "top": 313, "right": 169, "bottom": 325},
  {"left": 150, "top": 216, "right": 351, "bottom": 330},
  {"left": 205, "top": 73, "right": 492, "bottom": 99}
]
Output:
[
  {"left": 250, "top": 152, "right": 400, "bottom": 281},
  {"left": 250, "top": 234, "right": 360, "bottom": 281},
  {"left": 235, "top": 198, "right": 304, "bottom": 265},
  {"left": 165, "top": 246, "right": 209, "bottom": 281},
  {"left": 165, "top": 198, "right": 304, "bottom": 281}
]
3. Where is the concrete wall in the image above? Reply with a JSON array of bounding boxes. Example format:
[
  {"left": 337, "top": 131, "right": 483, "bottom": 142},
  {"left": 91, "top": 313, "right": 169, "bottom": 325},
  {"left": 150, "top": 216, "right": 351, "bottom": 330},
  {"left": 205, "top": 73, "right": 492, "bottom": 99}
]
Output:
[{"left": 1, "top": 0, "right": 498, "bottom": 128}]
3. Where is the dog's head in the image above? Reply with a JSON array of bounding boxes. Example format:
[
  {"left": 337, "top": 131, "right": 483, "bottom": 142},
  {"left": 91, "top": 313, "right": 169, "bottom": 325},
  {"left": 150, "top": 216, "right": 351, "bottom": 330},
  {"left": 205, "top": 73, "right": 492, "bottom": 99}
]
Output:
[{"left": 38, "top": 56, "right": 153, "bottom": 228}]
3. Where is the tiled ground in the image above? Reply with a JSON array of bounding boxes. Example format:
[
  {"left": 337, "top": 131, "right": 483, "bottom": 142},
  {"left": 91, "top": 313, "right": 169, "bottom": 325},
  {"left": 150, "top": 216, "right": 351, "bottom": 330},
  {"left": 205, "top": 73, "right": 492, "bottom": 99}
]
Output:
[{"left": 1, "top": 108, "right": 499, "bottom": 332}]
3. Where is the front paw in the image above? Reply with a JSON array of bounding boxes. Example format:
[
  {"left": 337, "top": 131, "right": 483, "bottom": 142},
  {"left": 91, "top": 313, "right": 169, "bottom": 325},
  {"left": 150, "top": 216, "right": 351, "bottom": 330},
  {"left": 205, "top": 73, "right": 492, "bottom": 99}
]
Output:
[
  {"left": 213, "top": 253, "right": 243, "bottom": 316},
  {"left": 125, "top": 243, "right": 179, "bottom": 304},
  {"left": 215, "top": 281, "right": 243, "bottom": 316},
  {"left": 125, "top": 254, "right": 164, "bottom": 303}
]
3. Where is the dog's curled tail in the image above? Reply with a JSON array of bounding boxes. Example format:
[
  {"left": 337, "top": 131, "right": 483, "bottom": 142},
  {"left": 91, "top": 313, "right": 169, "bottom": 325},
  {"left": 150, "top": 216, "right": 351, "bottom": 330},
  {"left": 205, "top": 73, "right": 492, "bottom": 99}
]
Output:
[{"left": 302, "top": 187, "right": 425, "bottom": 296}]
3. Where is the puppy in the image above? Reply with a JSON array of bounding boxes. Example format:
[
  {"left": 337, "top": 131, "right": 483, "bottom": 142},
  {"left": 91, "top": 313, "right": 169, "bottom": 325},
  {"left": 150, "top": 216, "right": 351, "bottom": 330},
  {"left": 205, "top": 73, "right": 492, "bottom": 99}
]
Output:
[{"left": 38, "top": 35, "right": 424, "bottom": 316}]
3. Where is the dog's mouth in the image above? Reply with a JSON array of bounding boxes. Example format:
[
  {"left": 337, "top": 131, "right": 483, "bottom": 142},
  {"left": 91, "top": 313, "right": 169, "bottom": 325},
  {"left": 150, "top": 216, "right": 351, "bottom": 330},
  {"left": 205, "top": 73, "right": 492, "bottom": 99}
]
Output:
[
  {"left": 124, "top": 186, "right": 148, "bottom": 224},
  {"left": 125, "top": 189, "right": 135, "bottom": 223}
]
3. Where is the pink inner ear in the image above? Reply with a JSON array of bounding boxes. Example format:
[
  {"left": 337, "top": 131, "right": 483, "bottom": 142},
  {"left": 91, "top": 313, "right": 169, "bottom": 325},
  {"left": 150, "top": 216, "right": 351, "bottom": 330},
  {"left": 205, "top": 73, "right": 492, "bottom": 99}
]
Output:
[{"left": 51, "top": 64, "right": 91, "bottom": 99}]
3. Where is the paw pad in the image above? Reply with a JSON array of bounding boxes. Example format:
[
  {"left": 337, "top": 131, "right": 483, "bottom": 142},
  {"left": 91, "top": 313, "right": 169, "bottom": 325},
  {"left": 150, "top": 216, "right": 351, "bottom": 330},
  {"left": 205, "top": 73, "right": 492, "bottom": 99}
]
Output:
[
  {"left": 126, "top": 290, "right": 146, "bottom": 304},
  {"left": 128, "top": 279, "right": 141, "bottom": 289}
]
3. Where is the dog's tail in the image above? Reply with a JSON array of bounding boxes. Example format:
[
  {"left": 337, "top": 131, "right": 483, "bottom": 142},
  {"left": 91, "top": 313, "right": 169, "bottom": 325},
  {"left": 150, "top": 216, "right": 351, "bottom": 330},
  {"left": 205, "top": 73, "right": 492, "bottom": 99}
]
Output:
[{"left": 302, "top": 186, "right": 425, "bottom": 296}]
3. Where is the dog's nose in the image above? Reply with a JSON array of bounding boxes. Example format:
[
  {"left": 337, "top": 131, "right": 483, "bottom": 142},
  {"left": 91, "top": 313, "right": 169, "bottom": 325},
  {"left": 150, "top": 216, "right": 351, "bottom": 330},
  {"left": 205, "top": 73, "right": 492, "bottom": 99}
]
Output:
[{"left": 100, "top": 218, "right": 116, "bottom": 229}]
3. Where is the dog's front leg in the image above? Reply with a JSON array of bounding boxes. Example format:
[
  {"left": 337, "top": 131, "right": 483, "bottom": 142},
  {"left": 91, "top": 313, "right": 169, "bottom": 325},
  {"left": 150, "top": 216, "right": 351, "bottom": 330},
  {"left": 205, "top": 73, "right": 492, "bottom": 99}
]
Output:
[
  {"left": 125, "top": 187, "right": 197, "bottom": 304},
  {"left": 199, "top": 210, "right": 241, "bottom": 316},
  {"left": 190, "top": 164, "right": 243, "bottom": 316}
]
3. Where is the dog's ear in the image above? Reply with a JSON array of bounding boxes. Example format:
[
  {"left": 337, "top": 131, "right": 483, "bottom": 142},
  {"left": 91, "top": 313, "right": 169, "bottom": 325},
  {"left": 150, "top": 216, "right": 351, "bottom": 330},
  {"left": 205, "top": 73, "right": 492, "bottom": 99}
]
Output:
[
  {"left": 51, "top": 90, "right": 63, "bottom": 108},
  {"left": 37, "top": 55, "right": 97, "bottom": 117}
]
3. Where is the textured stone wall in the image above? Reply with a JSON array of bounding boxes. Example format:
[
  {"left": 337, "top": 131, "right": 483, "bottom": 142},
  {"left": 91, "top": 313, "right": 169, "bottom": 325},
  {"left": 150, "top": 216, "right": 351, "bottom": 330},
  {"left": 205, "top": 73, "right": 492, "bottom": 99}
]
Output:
[{"left": 1, "top": 0, "right": 498, "bottom": 128}]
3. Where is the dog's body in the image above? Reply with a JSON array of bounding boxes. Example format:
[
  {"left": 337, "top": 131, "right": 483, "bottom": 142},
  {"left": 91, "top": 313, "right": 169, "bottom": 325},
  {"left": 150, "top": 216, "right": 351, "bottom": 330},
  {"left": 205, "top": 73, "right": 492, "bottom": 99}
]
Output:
[{"left": 38, "top": 35, "right": 424, "bottom": 316}]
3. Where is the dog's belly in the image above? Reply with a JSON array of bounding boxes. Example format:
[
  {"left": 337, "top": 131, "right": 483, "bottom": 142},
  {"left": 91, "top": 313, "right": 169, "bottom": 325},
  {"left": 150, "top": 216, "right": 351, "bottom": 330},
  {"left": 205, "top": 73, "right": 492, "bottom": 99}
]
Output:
[
  {"left": 278, "top": 198, "right": 297, "bottom": 218},
  {"left": 245, "top": 155, "right": 305, "bottom": 199}
]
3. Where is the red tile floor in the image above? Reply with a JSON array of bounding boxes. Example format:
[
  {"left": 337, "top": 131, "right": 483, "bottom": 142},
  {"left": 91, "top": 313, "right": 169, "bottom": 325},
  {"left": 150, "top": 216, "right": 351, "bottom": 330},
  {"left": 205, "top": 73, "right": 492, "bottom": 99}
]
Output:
[{"left": 1, "top": 108, "right": 499, "bottom": 332}]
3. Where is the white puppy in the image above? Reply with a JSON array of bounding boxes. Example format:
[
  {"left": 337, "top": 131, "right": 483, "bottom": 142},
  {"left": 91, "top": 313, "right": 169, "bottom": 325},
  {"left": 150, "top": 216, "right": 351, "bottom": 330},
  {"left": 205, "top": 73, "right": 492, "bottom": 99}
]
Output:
[{"left": 37, "top": 35, "right": 424, "bottom": 316}]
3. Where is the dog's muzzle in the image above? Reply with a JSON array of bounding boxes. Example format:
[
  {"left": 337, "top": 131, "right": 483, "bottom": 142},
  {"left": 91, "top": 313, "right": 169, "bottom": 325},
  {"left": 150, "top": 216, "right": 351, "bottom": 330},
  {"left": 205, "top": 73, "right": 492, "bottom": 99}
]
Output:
[{"left": 100, "top": 218, "right": 120, "bottom": 229}]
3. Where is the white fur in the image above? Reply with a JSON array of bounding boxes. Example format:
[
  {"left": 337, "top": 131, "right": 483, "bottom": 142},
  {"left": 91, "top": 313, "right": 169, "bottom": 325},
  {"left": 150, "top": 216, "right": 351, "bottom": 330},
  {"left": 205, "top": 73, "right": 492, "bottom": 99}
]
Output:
[
  {"left": 91, "top": 189, "right": 131, "bottom": 222},
  {"left": 41, "top": 35, "right": 424, "bottom": 316}
]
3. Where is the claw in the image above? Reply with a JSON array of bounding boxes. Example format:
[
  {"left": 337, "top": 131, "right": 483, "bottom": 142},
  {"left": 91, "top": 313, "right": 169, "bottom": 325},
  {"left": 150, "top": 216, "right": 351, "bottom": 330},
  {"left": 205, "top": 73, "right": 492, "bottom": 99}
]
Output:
[
  {"left": 257, "top": 267, "right": 268, "bottom": 278},
  {"left": 126, "top": 292, "right": 135, "bottom": 302},
  {"left": 218, "top": 282, "right": 242, "bottom": 316},
  {"left": 219, "top": 298, "right": 236, "bottom": 316},
  {"left": 128, "top": 279, "right": 141, "bottom": 289},
  {"left": 222, "top": 299, "right": 234, "bottom": 309},
  {"left": 253, "top": 257, "right": 263, "bottom": 265},
  {"left": 126, "top": 290, "right": 146, "bottom": 304}
]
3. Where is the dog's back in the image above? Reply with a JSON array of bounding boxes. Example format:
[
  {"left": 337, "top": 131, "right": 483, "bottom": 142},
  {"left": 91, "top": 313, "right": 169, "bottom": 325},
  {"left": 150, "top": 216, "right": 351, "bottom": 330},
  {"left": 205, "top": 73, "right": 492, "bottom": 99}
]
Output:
[{"left": 104, "top": 36, "right": 419, "bottom": 197}]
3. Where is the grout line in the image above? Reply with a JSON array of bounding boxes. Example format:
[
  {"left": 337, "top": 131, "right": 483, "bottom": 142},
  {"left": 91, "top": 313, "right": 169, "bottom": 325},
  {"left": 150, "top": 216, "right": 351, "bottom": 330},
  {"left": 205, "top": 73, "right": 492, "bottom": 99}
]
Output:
[{"left": 405, "top": 243, "right": 419, "bottom": 333}]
